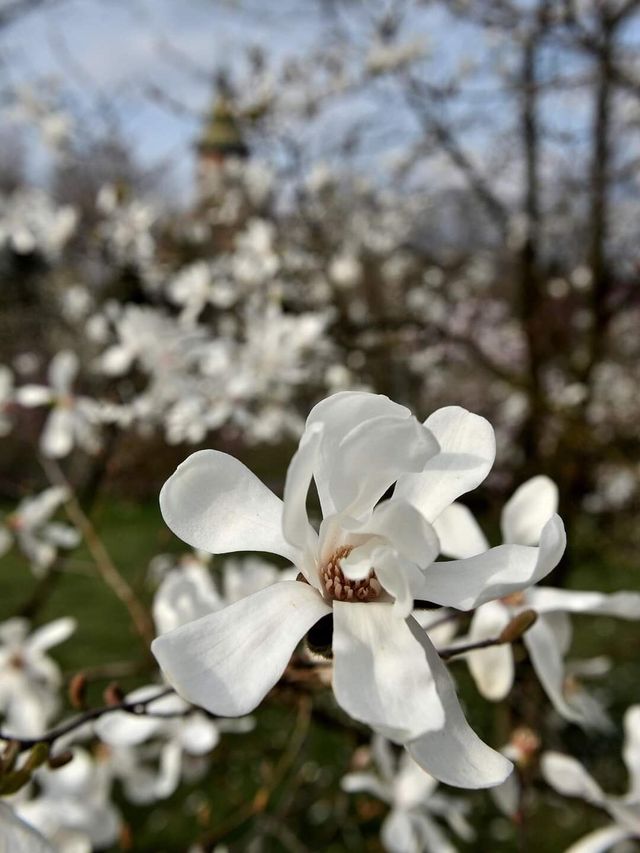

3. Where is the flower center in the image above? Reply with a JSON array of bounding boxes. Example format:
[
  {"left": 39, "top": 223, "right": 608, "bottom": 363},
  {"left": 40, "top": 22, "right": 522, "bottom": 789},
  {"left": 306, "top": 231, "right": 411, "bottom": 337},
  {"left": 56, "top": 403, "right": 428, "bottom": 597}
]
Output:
[{"left": 319, "top": 546, "right": 381, "bottom": 603}]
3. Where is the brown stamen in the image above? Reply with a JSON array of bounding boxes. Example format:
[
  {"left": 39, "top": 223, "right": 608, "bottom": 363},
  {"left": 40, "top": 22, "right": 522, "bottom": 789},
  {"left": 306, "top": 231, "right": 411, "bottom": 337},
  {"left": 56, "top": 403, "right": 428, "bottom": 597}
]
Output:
[{"left": 319, "top": 546, "right": 381, "bottom": 603}]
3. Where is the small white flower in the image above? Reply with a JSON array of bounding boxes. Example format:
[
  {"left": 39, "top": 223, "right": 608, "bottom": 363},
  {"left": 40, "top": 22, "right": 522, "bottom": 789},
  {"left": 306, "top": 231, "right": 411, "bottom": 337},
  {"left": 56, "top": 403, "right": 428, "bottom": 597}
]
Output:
[
  {"left": 342, "top": 735, "right": 473, "bottom": 853},
  {"left": 435, "top": 476, "right": 640, "bottom": 727},
  {"left": 0, "top": 487, "right": 81, "bottom": 574},
  {"left": 0, "top": 801, "right": 54, "bottom": 852},
  {"left": 542, "top": 706, "right": 640, "bottom": 851},
  {"left": 15, "top": 351, "right": 100, "bottom": 459},
  {"left": 152, "top": 392, "right": 566, "bottom": 788},
  {"left": 0, "top": 617, "right": 75, "bottom": 737}
]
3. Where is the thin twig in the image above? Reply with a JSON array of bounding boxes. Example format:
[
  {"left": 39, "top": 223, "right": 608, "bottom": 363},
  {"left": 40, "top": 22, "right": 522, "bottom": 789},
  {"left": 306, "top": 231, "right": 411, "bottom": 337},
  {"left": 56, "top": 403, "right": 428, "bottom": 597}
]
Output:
[{"left": 40, "top": 458, "right": 156, "bottom": 653}]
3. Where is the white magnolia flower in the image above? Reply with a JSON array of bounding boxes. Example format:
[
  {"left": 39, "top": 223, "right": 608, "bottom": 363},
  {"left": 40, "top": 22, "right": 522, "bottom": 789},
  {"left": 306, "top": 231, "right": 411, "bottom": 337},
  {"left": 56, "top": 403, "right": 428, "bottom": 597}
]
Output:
[
  {"left": 435, "top": 476, "right": 640, "bottom": 727},
  {"left": 342, "top": 736, "right": 473, "bottom": 853},
  {"left": 0, "top": 487, "right": 81, "bottom": 574},
  {"left": 0, "top": 802, "right": 54, "bottom": 852},
  {"left": 94, "top": 686, "right": 220, "bottom": 804},
  {"left": 541, "top": 705, "right": 640, "bottom": 852},
  {"left": 153, "top": 392, "right": 566, "bottom": 788},
  {"left": 14, "top": 748, "right": 120, "bottom": 853},
  {"left": 15, "top": 351, "right": 100, "bottom": 459},
  {"left": 0, "top": 617, "right": 75, "bottom": 737}
]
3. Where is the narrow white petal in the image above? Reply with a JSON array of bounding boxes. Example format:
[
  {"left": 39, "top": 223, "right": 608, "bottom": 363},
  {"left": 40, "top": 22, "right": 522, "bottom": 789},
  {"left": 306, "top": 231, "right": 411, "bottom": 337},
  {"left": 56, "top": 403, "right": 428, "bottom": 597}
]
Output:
[
  {"left": 179, "top": 714, "right": 220, "bottom": 754},
  {"left": 381, "top": 809, "right": 420, "bottom": 853},
  {"left": 332, "top": 603, "right": 445, "bottom": 742},
  {"left": 525, "top": 617, "right": 595, "bottom": 728},
  {"left": 15, "top": 384, "right": 54, "bottom": 407},
  {"left": 501, "top": 475, "right": 559, "bottom": 545},
  {"left": 41, "top": 407, "right": 74, "bottom": 458},
  {"left": 341, "top": 772, "right": 392, "bottom": 803},
  {"left": 623, "top": 705, "right": 640, "bottom": 798},
  {"left": 541, "top": 752, "right": 605, "bottom": 804},
  {"left": 416, "top": 515, "right": 566, "bottom": 610},
  {"left": 27, "top": 617, "right": 76, "bottom": 652},
  {"left": 152, "top": 581, "right": 330, "bottom": 716},
  {"left": 49, "top": 350, "right": 78, "bottom": 393},
  {"left": 405, "top": 617, "right": 512, "bottom": 789},
  {"left": 563, "top": 825, "right": 632, "bottom": 853},
  {"left": 0, "top": 802, "right": 55, "bottom": 853},
  {"left": 281, "top": 425, "right": 321, "bottom": 571},
  {"left": 395, "top": 406, "right": 495, "bottom": 523},
  {"left": 432, "top": 502, "right": 489, "bottom": 559},
  {"left": 343, "top": 499, "right": 440, "bottom": 569},
  {"left": 527, "top": 588, "right": 640, "bottom": 619},
  {"left": 467, "top": 602, "right": 514, "bottom": 701},
  {"left": 160, "top": 450, "right": 297, "bottom": 562},
  {"left": 329, "top": 414, "right": 439, "bottom": 518}
]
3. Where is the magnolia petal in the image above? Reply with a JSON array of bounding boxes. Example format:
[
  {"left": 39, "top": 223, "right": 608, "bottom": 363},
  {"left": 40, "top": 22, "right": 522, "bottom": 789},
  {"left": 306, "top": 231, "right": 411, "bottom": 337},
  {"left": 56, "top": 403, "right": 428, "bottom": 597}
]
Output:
[
  {"left": 281, "top": 425, "right": 321, "bottom": 577},
  {"left": 623, "top": 705, "right": 640, "bottom": 799},
  {"left": 49, "top": 350, "right": 78, "bottom": 393},
  {"left": 541, "top": 752, "right": 605, "bottom": 804},
  {"left": 160, "top": 450, "right": 297, "bottom": 562},
  {"left": 152, "top": 581, "right": 330, "bottom": 716},
  {"left": 341, "top": 772, "right": 392, "bottom": 803},
  {"left": 432, "top": 502, "right": 488, "bottom": 559},
  {"left": 0, "top": 802, "right": 55, "bottom": 853},
  {"left": 329, "top": 414, "right": 439, "bottom": 519},
  {"left": 153, "top": 564, "right": 224, "bottom": 635},
  {"left": 332, "top": 603, "right": 445, "bottom": 743},
  {"left": 179, "top": 714, "right": 220, "bottom": 754},
  {"left": 467, "top": 602, "right": 514, "bottom": 701},
  {"left": 405, "top": 618, "right": 512, "bottom": 789},
  {"left": 305, "top": 391, "right": 412, "bottom": 516},
  {"left": 563, "top": 825, "right": 633, "bottom": 853},
  {"left": 415, "top": 515, "right": 566, "bottom": 610},
  {"left": 395, "top": 406, "right": 495, "bottom": 523},
  {"left": 501, "top": 475, "right": 559, "bottom": 545},
  {"left": 525, "top": 617, "right": 594, "bottom": 728},
  {"left": 15, "top": 384, "right": 54, "bottom": 407},
  {"left": 27, "top": 617, "right": 76, "bottom": 653},
  {"left": 381, "top": 809, "right": 420, "bottom": 853},
  {"left": 41, "top": 407, "right": 74, "bottom": 458},
  {"left": 527, "top": 588, "right": 640, "bottom": 619},
  {"left": 343, "top": 498, "right": 440, "bottom": 569},
  {"left": 95, "top": 686, "right": 184, "bottom": 745}
]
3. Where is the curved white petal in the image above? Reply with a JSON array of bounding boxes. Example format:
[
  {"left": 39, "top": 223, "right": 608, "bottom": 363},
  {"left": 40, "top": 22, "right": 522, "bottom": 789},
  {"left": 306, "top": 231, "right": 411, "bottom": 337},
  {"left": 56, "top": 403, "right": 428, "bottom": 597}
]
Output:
[
  {"left": 328, "top": 414, "right": 439, "bottom": 519},
  {"left": 524, "top": 617, "right": 595, "bottom": 728},
  {"left": 15, "top": 384, "right": 53, "bottom": 407},
  {"left": 381, "top": 809, "right": 420, "bottom": 853},
  {"left": 341, "top": 772, "right": 392, "bottom": 803},
  {"left": 527, "top": 588, "right": 640, "bottom": 619},
  {"left": 153, "top": 564, "right": 223, "bottom": 635},
  {"left": 564, "top": 825, "right": 633, "bottom": 853},
  {"left": 343, "top": 499, "right": 440, "bottom": 569},
  {"left": 623, "top": 705, "right": 640, "bottom": 798},
  {"left": 541, "top": 752, "right": 604, "bottom": 804},
  {"left": 152, "top": 581, "right": 330, "bottom": 716},
  {"left": 432, "top": 502, "right": 488, "bottom": 559},
  {"left": 405, "top": 618, "right": 513, "bottom": 789},
  {"left": 0, "top": 802, "right": 55, "bottom": 853},
  {"left": 416, "top": 515, "right": 566, "bottom": 610},
  {"left": 501, "top": 475, "right": 558, "bottom": 545},
  {"left": 305, "top": 391, "right": 412, "bottom": 516},
  {"left": 160, "top": 450, "right": 297, "bottom": 562},
  {"left": 332, "top": 603, "right": 445, "bottom": 743},
  {"left": 282, "top": 425, "right": 321, "bottom": 577},
  {"left": 395, "top": 406, "right": 495, "bottom": 523},
  {"left": 49, "top": 350, "right": 78, "bottom": 393},
  {"left": 27, "top": 617, "right": 76, "bottom": 652},
  {"left": 41, "top": 407, "right": 74, "bottom": 458},
  {"left": 179, "top": 714, "right": 220, "bottom": 754},
  {"left": 467, "top": 602, "right": 514, "bottom": 701}
]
